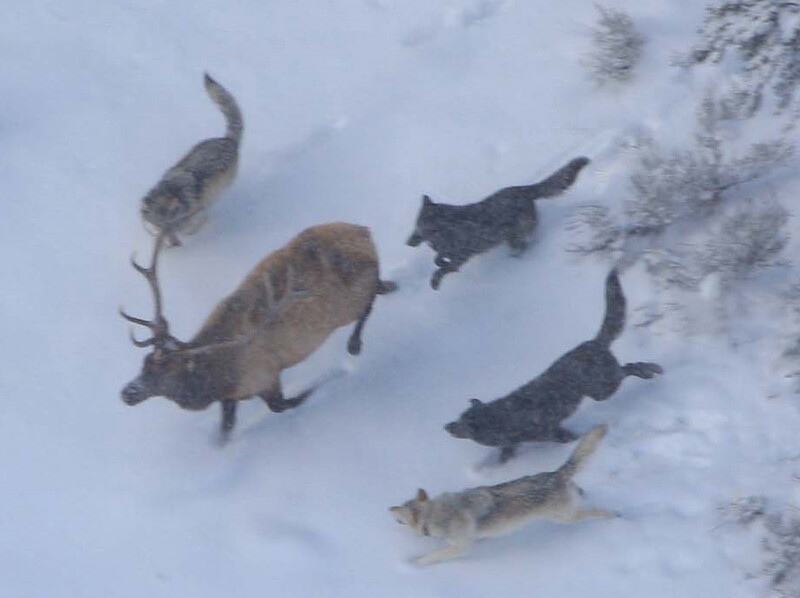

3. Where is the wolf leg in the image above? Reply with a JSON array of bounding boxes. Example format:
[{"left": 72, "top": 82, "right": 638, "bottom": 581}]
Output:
[
  {"left": 181, "top": 211, "right": 209, "bottom": 236},
  {"left": 217, "top": 399, "right": 237, "bottom": 445},
  {"left": 507, "top": 212, "right": 537, "bottom": 256},
  {"left": 431, "top": 258, "right": 463, "bottom": 290},
  {"left": 165, "top": 232, "right": 182, "bottom": 247},
  {"left": 507, "top": 235, "right": 529, "bottom": 257},
  {"left": 553, "top": 427, "right": 579, "bottom": 443},
  {"left": 499, "top": 445, "right": 518, "bottom": 463},
  {"left": 565, "top": 508, "right": 619, "bottom": 523},
  {"left": 416, "top": 542, "right": 473, "bottom": 566},
  {"left": 259, "top": 383, "right": 314, "bottom": 413},
  {"left": 377, "top": 280, "right": 398, "bottom": 294},
  {"left": 434, "top": 254, "right": 450, "bottom": 267},
  {"left": 622, "top": 362, "right": 663, "bottom": 379}
]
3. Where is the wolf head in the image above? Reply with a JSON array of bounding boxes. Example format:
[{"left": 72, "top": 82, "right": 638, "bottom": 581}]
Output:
[
  {"left": 444, "top": 398, "right": 486, "bottom": 440},
  {"left": 406, "top": 195, "right": 437, "bottom": 247},
  {"left": 141, "top": 173, "right": 197, "bottom": 232},
  {"left": 389, "top": 488, "right": 431, "bottom": 535}
]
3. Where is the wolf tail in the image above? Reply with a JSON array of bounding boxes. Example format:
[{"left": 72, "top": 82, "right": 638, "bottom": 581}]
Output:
[
  {"left": 594, "top": 268, "right": 626, "bottom": 347},
  {"left": 204, "top": 73, "right": 243, "bottom": 144},
  {"left": 526, "top": 156, "right": 590, "bottom": 200},
  {"left": 557, "top": 425, "right": 607, "bottom": 479}
]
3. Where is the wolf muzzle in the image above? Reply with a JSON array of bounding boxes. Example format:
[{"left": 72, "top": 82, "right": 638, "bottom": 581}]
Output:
[
  {"left": 406, "top": 232, "right": 423, "bottom": 247},
  {"left": 444, "top": 421, "right": 468, "bottom": 438}
]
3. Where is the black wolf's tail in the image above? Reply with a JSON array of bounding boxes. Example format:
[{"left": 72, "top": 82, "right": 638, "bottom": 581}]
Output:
[
  {"left": 527, "top": 156, "right": 590, "bottom": 199},
  {"left": 595, "top": 268, "right": 626, "bottom": 347}
]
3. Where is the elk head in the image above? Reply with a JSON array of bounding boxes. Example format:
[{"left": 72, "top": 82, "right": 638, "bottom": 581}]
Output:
[
  {"left": 119, "top": 234, "right": 215, "bottom": 411},
  {"left": 120, "top": 235, "right": 306, "bottom": 412}
]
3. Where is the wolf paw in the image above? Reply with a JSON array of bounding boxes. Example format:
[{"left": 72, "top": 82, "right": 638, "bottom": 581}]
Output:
[{"left": 624, "top": 362, "right": 664, "bottom": 379}]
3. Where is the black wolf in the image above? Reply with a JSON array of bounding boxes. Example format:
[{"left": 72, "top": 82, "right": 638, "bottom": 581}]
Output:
[
  {"left": 444, "top": 269, "right": 663, "bottom": 462},
  {"left": 406, "top": 157, "right": 590, "bottom": 289}
]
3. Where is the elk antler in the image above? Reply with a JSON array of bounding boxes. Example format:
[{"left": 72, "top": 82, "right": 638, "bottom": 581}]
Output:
[{"left": 120, "top": 233, "right": 183, "bottom": 350}]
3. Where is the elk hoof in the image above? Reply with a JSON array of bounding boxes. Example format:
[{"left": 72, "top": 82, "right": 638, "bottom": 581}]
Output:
[{"left": 347, "top": 337, "right": 362, "bottom": 355}]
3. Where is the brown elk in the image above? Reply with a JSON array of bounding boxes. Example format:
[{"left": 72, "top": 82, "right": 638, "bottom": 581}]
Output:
[{"left": 120, "top": 223, "right": 397, "bottom": 443}]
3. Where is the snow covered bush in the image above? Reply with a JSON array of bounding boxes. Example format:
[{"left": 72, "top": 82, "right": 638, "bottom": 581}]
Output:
[
  {"left": 568, "top": 92, "right": 793, "bottom": 327},
  {"left": 641, "top": 199, "right": 789, "bottom": 293},
  {"left": 763, "top": 510, "right": 800, "bottom": 597},
  {"left": 584, "top": 4, "right": 645, "bottom": 86},
  {"left": 681, "top": 0, "right": 800, "bottom": 117}
]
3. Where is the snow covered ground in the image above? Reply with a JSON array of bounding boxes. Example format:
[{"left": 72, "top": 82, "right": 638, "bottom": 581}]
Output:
[{"left": 3, "top": 1, "right": 800, "bottom": 596}]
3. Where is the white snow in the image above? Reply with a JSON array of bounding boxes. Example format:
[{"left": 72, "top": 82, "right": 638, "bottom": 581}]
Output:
[{"left": 2, "top": 1, "right": 799, "bottom": 596}]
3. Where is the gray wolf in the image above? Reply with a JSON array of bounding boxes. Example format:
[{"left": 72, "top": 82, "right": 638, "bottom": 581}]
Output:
[
  {"left": 406, "top": 157, "right": 590, "bottom": 289},
  {"left": 140, "top": 73, "right": 243, "bottom": 245},
  {"left": 444, "top": 269, "right": 662, "bottom": 462},
  {"left": 390, "top": 425, "right": 616, "bottom": 566}
]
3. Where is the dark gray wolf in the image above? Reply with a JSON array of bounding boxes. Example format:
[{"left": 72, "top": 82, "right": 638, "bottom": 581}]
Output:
[
  {"left": 141, "top": 74, "right": 243, "bottom": 246},
  {"left": 390, "top": 425, "right": 616, "bottom": 566},
  {"left": 444, "top": 269, "right": 662, "bottom": 462},
  {"left": 406, "top": 157, "right": 590, "bottom": 289}
]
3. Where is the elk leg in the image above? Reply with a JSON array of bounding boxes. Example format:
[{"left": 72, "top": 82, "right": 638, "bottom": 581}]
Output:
[
  {"left": 218, "top": 400, "right": 238, "bottom": 445},
  {"left": 347, "top": 300, "right": 374, "bottom": 356},
  {"left": 259, "top": 385, "right": 314, "bottom": 413}
]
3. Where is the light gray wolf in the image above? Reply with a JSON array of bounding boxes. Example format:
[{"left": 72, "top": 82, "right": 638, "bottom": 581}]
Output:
[
  {"left": 390, "top": 425, "right": 616, "bottom": 566},
  {"left": 444, "top": 269, "right": 662, "bottom": 462},
  {"left": 406, "top": 157, "right": 590, "bottom": 289},
  {"left": 140, "top": 73, "right": 243, "bottom": 246}
]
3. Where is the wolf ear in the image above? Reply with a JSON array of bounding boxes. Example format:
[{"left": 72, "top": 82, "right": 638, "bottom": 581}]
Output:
[
  {"left": 422, "top": 194, "right": 433, "bottom": 206},
  {"left": 416, "top": 488, "right": 429, "bottom": 502},
  {"left": 470, "top": 398, "right": 482, "bottom": 408}
]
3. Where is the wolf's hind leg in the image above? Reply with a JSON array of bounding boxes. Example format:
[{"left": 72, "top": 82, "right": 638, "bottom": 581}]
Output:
[
  {"left": 415, "top": 542, "right": 473, "bottom": 566},
  {"left": 622, "top": 362, "right": 664, "bottom": 379},
  {"left": 506, "top": 235, "right": 529, "bottom": 257},
  {"left": 499, "top": 445, "right": 518, "bottom": 463},
  {"left": 565, "top": 508, "right": 619, "bottom": 523},
  {"left": 552, "top": 427, "right": 579, "bottom": 443},
  {"left": 507, "top": 212, "right": 537, "bottom": 257},
  {"left": 182, "top": 211, "right": 209, "bottom": 236}
]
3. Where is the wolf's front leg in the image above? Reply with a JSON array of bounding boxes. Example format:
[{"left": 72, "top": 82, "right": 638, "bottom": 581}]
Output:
[
  {"left": 416, "top": 542, "right": 473, "bottom": 566},
  {"left": 430, "top": 257, "right": 463, "bottom": 290}
]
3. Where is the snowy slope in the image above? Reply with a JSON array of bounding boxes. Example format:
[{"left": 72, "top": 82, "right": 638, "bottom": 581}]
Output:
[{"left": 2, "top": 1, "right": 799, "bottom": 596}]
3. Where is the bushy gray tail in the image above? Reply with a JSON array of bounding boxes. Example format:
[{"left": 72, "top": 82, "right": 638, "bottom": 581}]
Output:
[
  {"left": 595, "top": 268, "right": 626, "bottom": 347},
  {"left": 204, "top": 73, "right": 243, "bottom": 144},
  {"left": 528, "top": 156, "right": 590, "bottom": 199},
  {"left": 557, "top": 425, "right": 607, "bottom": 479}
]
